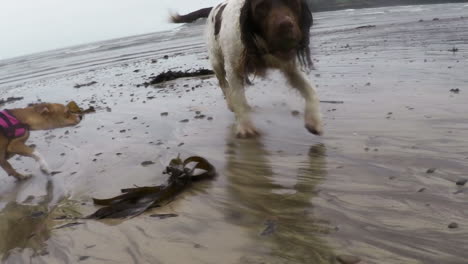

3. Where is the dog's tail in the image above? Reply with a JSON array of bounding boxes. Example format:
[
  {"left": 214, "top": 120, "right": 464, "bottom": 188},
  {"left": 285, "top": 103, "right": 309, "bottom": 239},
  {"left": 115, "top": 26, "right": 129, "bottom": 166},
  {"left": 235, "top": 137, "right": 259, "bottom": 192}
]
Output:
[{"left": 170, "top": 7, "right": 213, "bottom": 23}]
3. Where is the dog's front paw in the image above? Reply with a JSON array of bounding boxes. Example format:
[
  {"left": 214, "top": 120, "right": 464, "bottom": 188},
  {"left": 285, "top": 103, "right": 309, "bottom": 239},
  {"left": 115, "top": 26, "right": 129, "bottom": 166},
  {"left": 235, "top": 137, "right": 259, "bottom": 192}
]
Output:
[
  {"left": 14, "top": 173, "right": 32, "bottom": 181},
  {"left": 40, "top": 163, "right": 51, "bottom": 175},
  {"left": 236, "top": 120, "right": 260, "bottom": 138},
  {"left": 305, "top": 111, "right": 323, "bottom": 136}
]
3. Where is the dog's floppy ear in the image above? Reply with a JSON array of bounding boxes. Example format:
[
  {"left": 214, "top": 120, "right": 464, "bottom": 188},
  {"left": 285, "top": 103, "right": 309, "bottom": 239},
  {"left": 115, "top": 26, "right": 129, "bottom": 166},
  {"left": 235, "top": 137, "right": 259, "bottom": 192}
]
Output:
[
  {"left": 34, "top": 104, "right": 50, "bottom": 115},
  {"left": 239, "top": 0, "right": 267, "bottom": 80},
  {"left": 297, "top": 0, "right": 313, "bottom": 68}
]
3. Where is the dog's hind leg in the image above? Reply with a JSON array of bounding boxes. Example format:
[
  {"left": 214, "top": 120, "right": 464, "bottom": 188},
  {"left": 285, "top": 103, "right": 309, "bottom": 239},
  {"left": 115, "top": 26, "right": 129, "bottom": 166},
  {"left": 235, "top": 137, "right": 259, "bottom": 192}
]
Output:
[
  {"left": 0, "top": 143, "right": 30, "bottom": 180},
  {"left": 8, "top": 136, "right": 51, "bottom": 174},
  {"left": 282, "top": 67, "right": 323, "bottom": 136}
]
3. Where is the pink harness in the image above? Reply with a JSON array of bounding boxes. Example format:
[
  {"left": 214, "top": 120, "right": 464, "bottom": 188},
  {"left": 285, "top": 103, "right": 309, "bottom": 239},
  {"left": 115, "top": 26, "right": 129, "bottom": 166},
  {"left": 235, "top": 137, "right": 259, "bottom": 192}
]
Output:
[{"left": 0, "top": 110, "right": 28, "bottom": 138}]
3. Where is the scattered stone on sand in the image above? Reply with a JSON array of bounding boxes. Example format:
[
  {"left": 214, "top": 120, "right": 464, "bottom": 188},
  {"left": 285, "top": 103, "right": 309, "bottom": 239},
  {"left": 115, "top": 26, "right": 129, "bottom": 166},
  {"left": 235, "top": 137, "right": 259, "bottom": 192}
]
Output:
[
  {"left": 448, "top": 47, "right": 459, "bottom": 53},
  {"left": 448, "top": 222, "right": 459, "bottom": 229},
  {"left": 160, "top": 112, "right": 169, "bottom": 116},
  {"left": 291, "top": 110, "right": 300, "bottom": 116},
  {"left": 140, "top": 69, "right": 214, "bottom": 87},
  {"left": 433, "top": 17, "right": 440, "bottom": 21},
  {"left": 180, "top": 119, "right": 189, "bottom": 123},
  {"left": 417, "top": 188, "right": 426, "bottom": 193},
  {"left": 336, "top": 255, "right": 362, "bottom": 264},
  {"left": 78, "top": 256, "right": 90, "bottom": 262},
  {"left": 450, "top": 88, "right": 460, "bottom": 94},
  {"left": 133, "top": 69, "right": 140, "bottom": 73},
  {"left": 74, "top": 81, "right": 97, "bottom": 88},
  {"left": 426, "top": 168, "right": 437, "bottom": 174},
  {"left": 0, "top": 96, "right": 23, "bottom": 106},
  {"left": 455, "top": 179, "right": 467, "bottom": 186},
  {"left": 141, "top": 161, "right": 155, "bottom": 167},
  {"left": 207, "top": 117, "right": 213, "bottom": 121},
  {"left": 51, "top": 171, "right": 62, "bottom": 176}
]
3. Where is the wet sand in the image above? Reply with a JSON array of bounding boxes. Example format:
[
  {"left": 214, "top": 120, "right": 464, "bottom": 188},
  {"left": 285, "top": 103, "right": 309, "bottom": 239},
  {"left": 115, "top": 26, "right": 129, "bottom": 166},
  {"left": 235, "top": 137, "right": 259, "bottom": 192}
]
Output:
[{"left": 0, "top": 3, "right": 467, "bottom": 264}]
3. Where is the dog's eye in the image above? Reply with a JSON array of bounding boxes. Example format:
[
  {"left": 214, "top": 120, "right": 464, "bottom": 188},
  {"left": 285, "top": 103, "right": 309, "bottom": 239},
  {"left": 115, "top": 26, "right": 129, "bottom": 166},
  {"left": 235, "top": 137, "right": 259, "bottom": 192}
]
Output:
[
  {"left": 286, "top": 0, "right": 301, "bottom": 12},
  {"left": 253, "top": 1, "right": 270, "bottom": 17}
]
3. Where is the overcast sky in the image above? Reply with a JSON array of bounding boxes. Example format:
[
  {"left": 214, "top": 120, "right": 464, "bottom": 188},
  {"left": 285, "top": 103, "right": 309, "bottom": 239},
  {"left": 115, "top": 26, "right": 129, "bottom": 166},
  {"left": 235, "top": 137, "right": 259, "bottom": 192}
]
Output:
[{"left": 0, "top": 0, "right": 220, "bottom": 60}]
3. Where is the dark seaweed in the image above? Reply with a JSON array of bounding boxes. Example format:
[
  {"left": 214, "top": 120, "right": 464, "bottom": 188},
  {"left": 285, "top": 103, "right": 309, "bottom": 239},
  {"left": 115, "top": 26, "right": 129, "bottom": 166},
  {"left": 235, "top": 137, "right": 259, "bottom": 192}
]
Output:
[
  {"left": 0, "top": 97, "right": 23, "bottom": 106},
  {"left": 139, "top": 69, "right": 214, "bottom": 87},
  {"left": 74, "top": 81, "right": 97, "bottom": 88},
  {"left": 87, "top": 156, "right": 216, "bottom": 219}
]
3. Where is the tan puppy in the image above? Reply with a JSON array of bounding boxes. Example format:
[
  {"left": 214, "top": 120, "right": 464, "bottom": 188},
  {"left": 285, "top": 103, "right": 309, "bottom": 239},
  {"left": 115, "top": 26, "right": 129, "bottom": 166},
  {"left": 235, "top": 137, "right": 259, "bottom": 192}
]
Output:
[{"left": 0, "top": 103, "right": 82, "bottom": 180}]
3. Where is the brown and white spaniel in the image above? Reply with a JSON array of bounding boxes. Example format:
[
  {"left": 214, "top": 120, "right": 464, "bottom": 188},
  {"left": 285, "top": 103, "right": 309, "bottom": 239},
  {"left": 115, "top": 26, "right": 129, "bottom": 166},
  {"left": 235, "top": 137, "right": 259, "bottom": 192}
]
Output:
[{"left": 171, "top": 0, "right": 323, "bottom": 137}]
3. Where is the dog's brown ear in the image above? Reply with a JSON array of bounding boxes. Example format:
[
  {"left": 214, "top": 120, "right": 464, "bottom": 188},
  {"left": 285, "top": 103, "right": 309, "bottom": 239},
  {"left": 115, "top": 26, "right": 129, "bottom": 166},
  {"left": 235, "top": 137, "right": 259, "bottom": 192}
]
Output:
[
  {"left": 297, "top": 0, "right": 313, "bottom": 68},
  {"left": 34, "top": 104, "right": 50, "bottom": 115},
  {"left": 239, "top": 0, "right": 267, "bottom": 80}
]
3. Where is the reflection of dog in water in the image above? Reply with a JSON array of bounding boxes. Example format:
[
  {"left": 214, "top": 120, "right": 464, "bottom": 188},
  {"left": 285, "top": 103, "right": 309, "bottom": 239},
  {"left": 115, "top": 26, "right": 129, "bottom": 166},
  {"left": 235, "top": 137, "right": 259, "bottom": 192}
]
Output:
[
  {"left": 0, "top": 103, "right": 82, "bottom": 180},
  {"left": 223, "top": 128, "right": 332, "bottom": 262}
]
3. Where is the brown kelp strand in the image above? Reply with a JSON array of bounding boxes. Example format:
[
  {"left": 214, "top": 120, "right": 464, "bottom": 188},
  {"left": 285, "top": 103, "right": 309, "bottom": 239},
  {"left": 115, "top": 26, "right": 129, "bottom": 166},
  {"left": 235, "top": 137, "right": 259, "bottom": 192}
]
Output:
[{"left": 87, "top": 156, "right": 216, "bottom": 219}]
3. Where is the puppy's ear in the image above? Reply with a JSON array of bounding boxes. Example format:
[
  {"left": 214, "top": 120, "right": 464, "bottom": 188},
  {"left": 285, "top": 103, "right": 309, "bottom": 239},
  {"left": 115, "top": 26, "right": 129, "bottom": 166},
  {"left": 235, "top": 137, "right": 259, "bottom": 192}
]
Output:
[{"left": 34, "top": 104, "right": 50, "bottom": 115}]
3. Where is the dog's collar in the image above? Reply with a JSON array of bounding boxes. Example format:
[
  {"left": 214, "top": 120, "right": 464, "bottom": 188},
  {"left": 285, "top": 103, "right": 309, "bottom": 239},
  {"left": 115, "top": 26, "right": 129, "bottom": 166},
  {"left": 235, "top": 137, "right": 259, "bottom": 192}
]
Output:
[{"left": 0, "top": 110, "right": 29, "bottom": 138}]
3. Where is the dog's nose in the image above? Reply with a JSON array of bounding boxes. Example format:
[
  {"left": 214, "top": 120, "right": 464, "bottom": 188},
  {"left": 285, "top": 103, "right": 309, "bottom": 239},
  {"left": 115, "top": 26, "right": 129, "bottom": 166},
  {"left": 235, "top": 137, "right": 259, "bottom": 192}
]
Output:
[{"left": 278, "top": 16, "right": 294, "bottom": 32}]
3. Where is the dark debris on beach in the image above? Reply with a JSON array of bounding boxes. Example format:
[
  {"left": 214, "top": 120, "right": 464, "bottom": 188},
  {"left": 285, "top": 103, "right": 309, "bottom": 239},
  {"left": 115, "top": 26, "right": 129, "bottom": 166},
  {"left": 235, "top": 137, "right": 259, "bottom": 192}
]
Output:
[
  {"left": 0, "top": 96, "right": 23, "bottom": 106},
  {"left": 138, "top": 69, "right": 214, "bottom": 88}
]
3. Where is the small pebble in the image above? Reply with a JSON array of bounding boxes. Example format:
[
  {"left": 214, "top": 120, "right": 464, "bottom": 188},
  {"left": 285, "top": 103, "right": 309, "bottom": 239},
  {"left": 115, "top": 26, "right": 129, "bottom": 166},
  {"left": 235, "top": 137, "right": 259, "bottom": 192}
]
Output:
[
  {"left": 79, "top": 256, "right": 90, "bottom": 261},
  {"left": 336, "top": 255, "right": 361, "bottom": 264},
  {"left": 141, "top": 161, "right": 155, "bottom": 167},
  {"left": 448, "top": 222, "right": 459, "bottom": 229},
  {"left": 456, "top": 179, "right": 467, "bottom": 186},
  {"left": 426, "top": 168, "right": 436, "bottom": 174}
]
